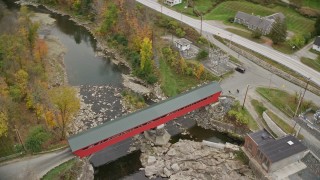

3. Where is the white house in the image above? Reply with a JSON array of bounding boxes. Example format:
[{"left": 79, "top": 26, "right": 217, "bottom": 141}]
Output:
[
  {"left": 174, "top": 38, "right": 192, "bottom": 51},
  {"left": 164, "top": 0, "right": 182, "bottom": 7},
  {"left": 312, "top": 36, "right": 320, "bottom": 52}
]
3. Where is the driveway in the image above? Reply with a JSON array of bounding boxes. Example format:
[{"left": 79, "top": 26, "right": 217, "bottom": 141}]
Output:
[
  {"left": 0, "top": 148, "right": 74, "bottom": 180},
  {"left": 293, "top": 41, "right": 318, "bottom": 60}
]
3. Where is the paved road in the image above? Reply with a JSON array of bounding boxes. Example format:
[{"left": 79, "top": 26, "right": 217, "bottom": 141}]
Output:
[
  {"left": 136, "top": 0, "right": 320, "bottom": 86},
  {"left": 204, "top": 33, "right": 320, "bottom": 107},
  {"left": 0, "top": 148, "right": 74, "bottom": 180}
]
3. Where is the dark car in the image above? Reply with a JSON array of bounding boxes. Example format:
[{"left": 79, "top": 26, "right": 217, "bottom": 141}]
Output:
[{"left": 235, "top": 66, "right": 245, "bottom": 73}]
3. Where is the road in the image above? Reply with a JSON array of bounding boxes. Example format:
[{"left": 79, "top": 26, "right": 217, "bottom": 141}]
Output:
[
  {"left": 0, "top": 148, "right": 73, "bottom": 180},
  {"left": 136, "top": 0, "right": 320, "bottom": 86},
  {"left": 202, "top": 33, "right": 320, "bottom": 106}
]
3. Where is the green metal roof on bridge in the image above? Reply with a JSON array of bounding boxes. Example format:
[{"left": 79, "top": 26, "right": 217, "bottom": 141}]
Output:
[{"left": 68, "top": 82, "right": 222, "bottom": 152}]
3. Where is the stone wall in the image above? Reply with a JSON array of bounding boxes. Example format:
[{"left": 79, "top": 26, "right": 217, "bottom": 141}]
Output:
[{"left": 230, "top": 44, "right": 320, "bottom": 96}]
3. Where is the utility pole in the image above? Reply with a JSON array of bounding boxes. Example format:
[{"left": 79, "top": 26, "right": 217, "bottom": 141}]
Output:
[
  {"left": 14, "top": 125, "right": 26, "bottom": 152},
  {"left": 242, "top": 84, "right": 250, "bottom": 109},
  {"left": 294, "top": 77, "right": 311, "bottom": 117},
  {"left": 268, "top": 73, "right": 273, "bottom": 92},
  {"left": 200, "top": 15, "right": 203, "bottom": 36},
  {"left": 229, "top": 34, "right": 233, "bottom": 48}
]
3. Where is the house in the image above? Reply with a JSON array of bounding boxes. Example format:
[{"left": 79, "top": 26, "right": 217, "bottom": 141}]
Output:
[
  {"left": 174, "top": 38, "right": 192, "bottom": 51},
  {"left": 164, "top": 0, "right": 182, "bottom": 7},
  {"left": 312, "top": 36, "right": 320, "bottom": 52},
  {"left": 234, "top": 11, "right": 285, "bottom": 35},
  {"left": 244, "top": 129, "right": 308, "bottom": 173}
]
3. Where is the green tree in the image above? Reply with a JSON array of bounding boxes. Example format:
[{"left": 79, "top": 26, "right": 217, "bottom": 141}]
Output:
[
  {"left": 314, "top": 16, "right": 320, "bottom": 36},
  {"left": 227, "top": 110, "right": 249, "bottom": 126},
  {"left": 251, "top": 28, "right": 262, "bottom": 39},
  {"left": 100, "top": 3, "right": 118, "bottom": 34},
  {"left": 288, "top": 34, "right": 305, "bottom": 49},
  {"left": 49, "top": 86, "right": 80, "bottom": 139},
  {"left": 25, "top": 125, "right": 51, "bottom": 152},
  {"left": 196, "top": 50, "right": 208, "bottom": 60},
  {"left": 269, "top": 18, "right": 287, "bottom": 44},
  {"left": 140, "top": 37, "right": 153, "bottom": 74}
]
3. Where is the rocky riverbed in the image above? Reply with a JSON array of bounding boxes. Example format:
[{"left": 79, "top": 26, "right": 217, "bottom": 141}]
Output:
[
  {"left": 138, "top": 139, "right": 255, "bottom": 179},
  {"left": 70, "top": 85, "right": 125, "bottom": 134},
  {"left": 195, "top": 97, "right": 251, "bottom": 137}
]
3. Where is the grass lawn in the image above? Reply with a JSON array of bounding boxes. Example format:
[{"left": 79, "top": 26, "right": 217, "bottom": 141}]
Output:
[
  {"left": 170, "top": 0, "right": 220, "bottom": 18},
  {"left": 250, "top": 99, "right": 277, "bottom": 137},
  {"left": 41, "top": 158, "right": 80, "bottom": 180},
  {"left": 272, "top": 42, "right": 296, "bottom": 54},
  {"left": 159, "top": 59, "right": 218, "bottom": 97},
  {"left": 203, "top": 1, "right": 315, "bottom": 35},
  {"left": 266, "top": 111, "right": 303, "bottom": 139},
  {"left": 256, "top": 87, "right": 318, "bottom": 118},
  {"left": 303, "top": 0, "right": 320, "bottom": 10},
  {"left": 245, "top": 108, "right": 259, "bottom": 131},
  {"left": 226, "top": 28, "right": 265, "bottom": 44},
  {"left": 301, "top": 57, "right": 320, "bottom": 72}
]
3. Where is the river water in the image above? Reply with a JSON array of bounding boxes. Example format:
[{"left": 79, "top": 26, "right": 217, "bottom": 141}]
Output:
[{"left": 0, "top": 1, "right": 242, "bottom": 179}]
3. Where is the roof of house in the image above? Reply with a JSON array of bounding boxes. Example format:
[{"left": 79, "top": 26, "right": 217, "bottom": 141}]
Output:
[
  {"left": 314, "top": 36, "right": 320, "bottom": 46},
  {"left": 235, "top": 11, "right": 284, "bottom": 33},
  {"left": 175, "top": 38, "right": 192, "bottom": 46},
  {"left": 68, "top": 82, "right": 222, "bottom": 152},
  {"left": 266, "top": 12, "right": 285, "bottom": 22},
  {"left": 259, "top": 135, "right": 308, "bottom": 163},
  {"left": 248, "top": 129, "right": 275, "bottom": 146},
  {"left": 235, "top": 11, "right": 252, "bottom": 21}
]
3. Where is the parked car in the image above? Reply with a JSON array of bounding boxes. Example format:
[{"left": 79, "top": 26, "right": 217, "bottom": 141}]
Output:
[{"left": 235, "top": 66, "right": 245, "bottom": 73}]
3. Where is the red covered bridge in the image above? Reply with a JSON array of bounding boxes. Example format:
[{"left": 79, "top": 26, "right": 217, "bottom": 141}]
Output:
[{"left": 68, "top": 82, "right": 222, "bottom": 157}]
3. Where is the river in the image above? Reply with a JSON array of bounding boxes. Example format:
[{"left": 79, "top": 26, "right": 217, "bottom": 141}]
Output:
[{"left": 0, "top": 1, "right": 242, "bottom": 179}]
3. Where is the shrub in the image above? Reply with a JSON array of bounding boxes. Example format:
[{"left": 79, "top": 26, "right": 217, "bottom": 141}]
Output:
[
  {"left": 298, "top": 7, "right": 320, "bottom": 18},
  {"left": 25, "top": 126, "right": 51, "bottom": 153},
  {"left": 197, "top": 36, "right": 208, "bottom": 45},
  {"left": 176, "top": 28, "right": 186, "bottom": 38},
  {"left": 196, "top": 50, "right": 208, "bottom": 60},
  {"left": 146, "top": 74, "right": 158, "bottom": 84},
  {"left": 251, "top": 29, "right": 262, "bottom": 39},
  {"left": 288, "top": 34, "right": 305, "bottom": 49},
  {"left": 186, "top": 67, "right": 193, "bottom": 76}
]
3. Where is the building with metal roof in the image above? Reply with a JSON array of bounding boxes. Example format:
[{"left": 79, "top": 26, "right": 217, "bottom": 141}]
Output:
[
  {"left": 244, "top": 130, "right": 308, "bottom": 173},
  {"left": 68, "top": 82, "right": 222, "bottom": 157}
]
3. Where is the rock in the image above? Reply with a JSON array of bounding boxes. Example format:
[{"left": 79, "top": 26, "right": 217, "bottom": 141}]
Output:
[
  {"left": 225, "top": 142, "right": 239, "bottom": 151},
  {"left": 147, "top": 156, "right": 157, "bottom": 165},
  {"left": 167, "top": 148, "right": 176, "bottom": 156},
  {"left": 163, "top": 167, "right": 172, "bottom": 177},
  {"left": 171, "top": 163, "right": 180, "bottom": 172}
]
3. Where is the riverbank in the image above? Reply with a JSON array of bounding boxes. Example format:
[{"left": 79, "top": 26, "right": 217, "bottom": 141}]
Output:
[{"left": 16, "top": 0, "right": 131, "bottom": 70}]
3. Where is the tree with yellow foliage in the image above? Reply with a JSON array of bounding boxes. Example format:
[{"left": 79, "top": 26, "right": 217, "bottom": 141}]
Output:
[
  {"left": 0, "top": 109, "right": 8, "bottom": 138},
  {"left": 140, "top": 37, "right": 153, "bottom": 75},
  {"left": 195, "top": 64, "right": 204, "bottom": 79},
  {"left": 49, "top": 86, "right": 80, "bottom": 139}
]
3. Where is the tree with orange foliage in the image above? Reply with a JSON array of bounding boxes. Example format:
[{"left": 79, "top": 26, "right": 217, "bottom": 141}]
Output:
[
  {"left": 34, "top": 39, "right": 48, "bottom": 63},
  {"left": 45, "top": 110, "right": 56, "bottom": 129}
]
